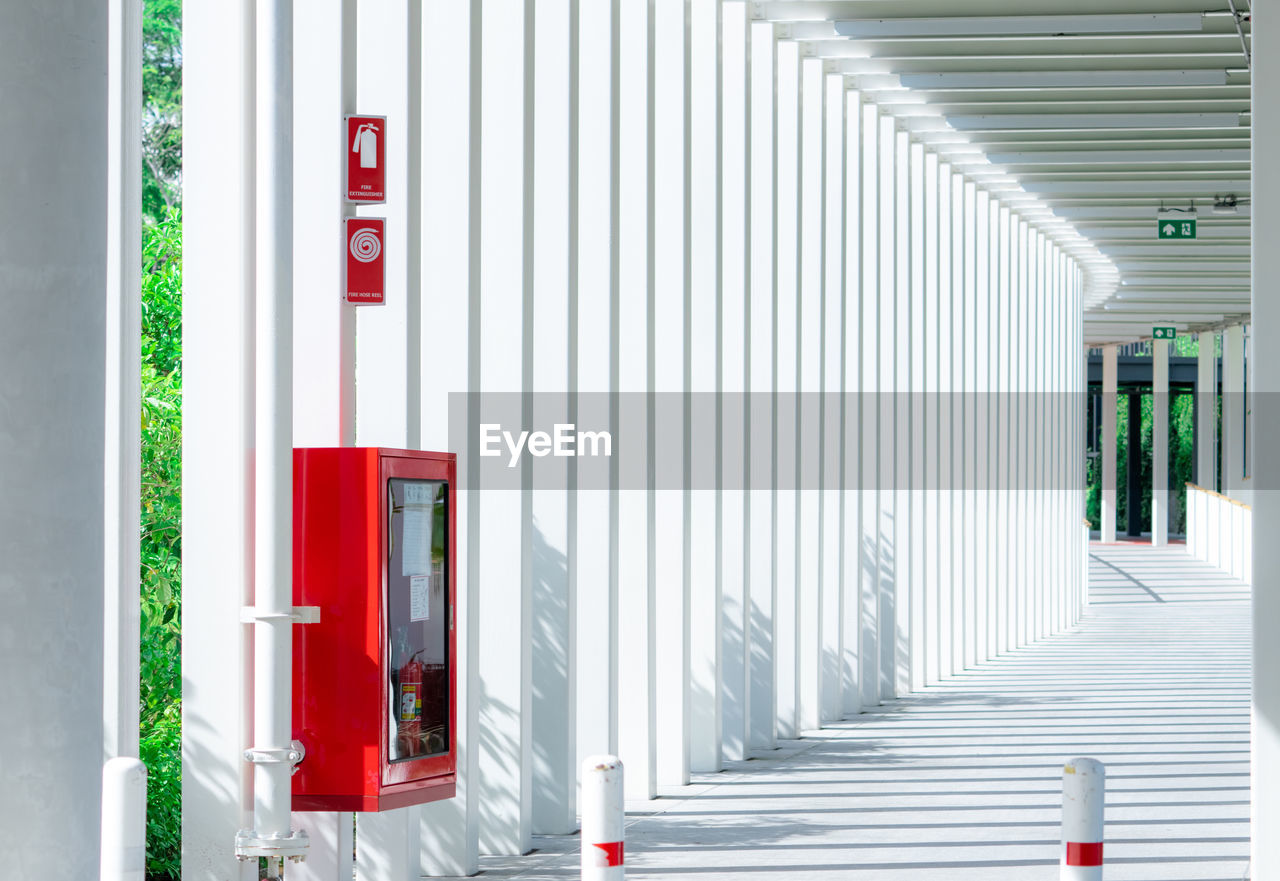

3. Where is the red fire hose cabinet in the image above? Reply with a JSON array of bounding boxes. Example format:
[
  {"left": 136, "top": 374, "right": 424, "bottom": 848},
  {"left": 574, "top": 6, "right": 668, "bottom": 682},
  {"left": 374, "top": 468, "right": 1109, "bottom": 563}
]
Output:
[{"left": 291, "top": 447, "right": 457, "bottom": 811}]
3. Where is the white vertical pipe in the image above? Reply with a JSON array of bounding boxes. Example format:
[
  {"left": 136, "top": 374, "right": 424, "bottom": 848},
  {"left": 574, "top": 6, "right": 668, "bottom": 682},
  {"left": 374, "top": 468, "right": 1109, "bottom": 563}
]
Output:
[
  {"left": 1197, "top": 332, "right": 1218, "bottom": 492},
  {"left": 414, "top": 0, "right": 482, "bottom": 874},
  {"left": 101, "top": 757, "right": 147, "bottom": 881},
  {"left": 617, "top": 0, "right": 655, "bottom": 799},
  {"left": 654, "top": 0, "right": 690, "bottom": 787},
  {"left": 530, "top": 0, "right": 575, "bottom": 834},
  {"left": 689, "top": 0, "right": 722, "bottom": 773},
  {"left": 719, "top": 0, "right": 749, "bottom": 764},
  {"left": 1101, "top": 345, "right": 1118, "bottom": 543},
  {"left": 251, "top": 0, "right": 299, "bottom": 853},
  {"left": 575, "top": 0, "right": 619, "bottom": 784},
  {"left": 840, "top": 89, "right": 863, "bottom": 714},
  {"left": 1153, "top": 341, "right": 1169, "bottom": 546},
  {"left": 796, "top": 54, "right": 823, "bottom": 732},
  {"left": 104, "top": 0, "right": 142, "bottom": 763},
  {"left": 581, "top": 757, "right": 625, "bottom": 881},
  {"left": 858, "top": 101, "right": 880, "bottom": 707},
  {"left": 746, "top": 18, "right": 777, "bottom": 753},
  {"left": 819, "top": 71, "right": 845, "bottom": 722},
  {"left": 773, "top": 37, "right": 800, "bottom": 738},
  {"left": 181, "top": 0, "right": 257, "bottom": 874}
]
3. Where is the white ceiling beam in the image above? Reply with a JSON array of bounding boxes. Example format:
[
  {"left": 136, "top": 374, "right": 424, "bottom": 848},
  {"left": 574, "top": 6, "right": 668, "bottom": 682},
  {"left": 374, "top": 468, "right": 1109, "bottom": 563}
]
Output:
[
  {"left": 833, "top": 14, "right": 1206, "bottom": 39},
  {"left": 949, "top": 112, "right": 1244, "bottom": 130},
  {"left": 986, "top": 149, "right": 1249, "bottom": 165},
  {"left": 1021, "top": 180, "right": 1250, "bottom": 195},
  {"left": 1086, "top": 312, "right": 1234, "bottom": 322},
  {"left": 899, "top": 69, "right": 1231, "bottom": 89}
]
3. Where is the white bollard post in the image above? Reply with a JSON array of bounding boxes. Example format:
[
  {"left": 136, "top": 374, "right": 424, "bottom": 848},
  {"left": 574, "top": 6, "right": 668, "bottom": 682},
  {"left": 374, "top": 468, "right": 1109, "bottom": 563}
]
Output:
[
  {"left": 1061, "top": 757, "right": 1104, "bottom": 880},
  {"left": 101, "top": 756, "right": 148, "bottom": 881},
  {"left": 581, "top": 755, "right": 625, "bottom": 880}
]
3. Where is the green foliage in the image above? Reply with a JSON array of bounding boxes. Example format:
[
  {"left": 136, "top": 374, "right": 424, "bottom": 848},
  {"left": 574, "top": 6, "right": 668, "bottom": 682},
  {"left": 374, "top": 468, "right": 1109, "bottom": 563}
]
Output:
[
  {"left": 143, "top": 0, "right": 182, "bottom": 223},
  {"left": 139, "top": 209, "right": 182, "bottom": 881}
]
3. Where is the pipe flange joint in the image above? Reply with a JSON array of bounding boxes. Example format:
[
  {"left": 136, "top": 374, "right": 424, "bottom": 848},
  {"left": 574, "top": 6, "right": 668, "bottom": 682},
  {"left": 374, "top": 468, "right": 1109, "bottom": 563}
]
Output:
[{"left": 235, "top": 828, "right": 311, "bottom": 862}]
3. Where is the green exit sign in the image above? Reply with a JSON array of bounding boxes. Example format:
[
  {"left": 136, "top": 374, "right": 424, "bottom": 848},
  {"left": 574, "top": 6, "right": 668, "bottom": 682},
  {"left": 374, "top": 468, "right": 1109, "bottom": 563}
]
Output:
[
  {"left": 1157, "top": 217, "right": 1196, "bottom": 239},
  {"left": 1153, "top": 326, "right": 1177, "bottom": 340}
]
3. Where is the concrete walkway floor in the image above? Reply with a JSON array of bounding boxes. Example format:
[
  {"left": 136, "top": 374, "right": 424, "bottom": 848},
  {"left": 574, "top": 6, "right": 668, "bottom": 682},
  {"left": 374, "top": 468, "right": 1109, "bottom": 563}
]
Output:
[{"left": 463, "top": 544, "right": 1250, "bottom": 880}]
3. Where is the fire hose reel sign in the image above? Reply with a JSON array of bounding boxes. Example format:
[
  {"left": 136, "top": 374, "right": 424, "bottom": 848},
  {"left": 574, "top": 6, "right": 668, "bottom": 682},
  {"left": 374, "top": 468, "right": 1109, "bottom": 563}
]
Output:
[
  {"left": 345, "top": 217, "right": 386, "bottom": 306},
  {"left": 345, "top": 114, "right": 386, "bottom": 204}
]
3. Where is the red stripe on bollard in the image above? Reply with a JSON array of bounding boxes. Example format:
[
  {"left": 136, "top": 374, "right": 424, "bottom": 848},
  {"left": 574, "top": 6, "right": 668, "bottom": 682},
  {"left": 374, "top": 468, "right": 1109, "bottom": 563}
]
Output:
[
  {"left": 592, "top": 842, "right": 624, "bottom": 867},
  {"left": 1065, "top": 841, "right": 1103, "bottom": 867}
]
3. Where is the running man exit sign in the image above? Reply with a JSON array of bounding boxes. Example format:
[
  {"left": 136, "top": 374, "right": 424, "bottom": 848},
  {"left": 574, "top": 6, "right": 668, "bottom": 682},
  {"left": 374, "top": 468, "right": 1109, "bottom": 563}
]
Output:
[
  {"left": 1153, "top": 326, "right": 1176, "bottom": 340},
  {"left": 1157, "top": 217, "right": 1196, "bottom": 239}
]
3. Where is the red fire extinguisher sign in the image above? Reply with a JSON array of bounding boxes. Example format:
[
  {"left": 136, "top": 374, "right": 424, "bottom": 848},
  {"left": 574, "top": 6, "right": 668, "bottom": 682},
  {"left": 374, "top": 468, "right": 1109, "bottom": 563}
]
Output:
[
  {"left": 344, "top": 217, "right": 386, "bottom": 306},
  {"left": 345, "top": 114, "right": 386, "bottom": 204}
]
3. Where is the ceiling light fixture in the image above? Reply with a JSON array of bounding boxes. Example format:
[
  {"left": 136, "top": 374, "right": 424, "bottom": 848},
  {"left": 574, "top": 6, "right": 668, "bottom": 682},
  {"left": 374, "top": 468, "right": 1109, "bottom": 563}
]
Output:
[{"left": 833, "top": 13, "right": 1204, "bottom": 39}]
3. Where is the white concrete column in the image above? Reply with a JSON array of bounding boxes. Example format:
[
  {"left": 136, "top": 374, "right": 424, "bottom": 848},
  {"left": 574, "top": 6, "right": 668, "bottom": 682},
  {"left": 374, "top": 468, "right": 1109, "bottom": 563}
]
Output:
[
  {"left": 962, "top": 180, "right": 977, "bottom": 665},
  {"left": 475, "top": 0, "right": 533, "bottom": 855},
  {"left": 653, "top": 0, "right": 690, "bottom": 789},
  {"left": 1015, "top": 219, "right": 1030, "bottom": 648},
  {"left": 0, "top": 1, "right": 108, "bottom": 876},
  {"left": 530, "top": 0, "right": 575, "bottom": 835},
  {"left": 877, "top": 112, "right": 897, "bottom": 699},
  {"left": 415, "top": 1, "right": 482, "bottom": 873},
  {"left": 922, "top": 151, "right": 941, "bottom": 684},
  {"left": 104, "top": 0, "right": 143, "bottom": 765},
  {"left": 952, "top": 179, "right": 967, "bottom": 670},
  {"left": 1197, "top": 332, "right": 1218, "bottom": 492},
  {"left": 617, "top": 0, "right": 655, "bottom": 801},
  {"left": 574, "top": 0, "right": 619, "bottom": 793},
  {"left": 182, "top": 1, "right": 258, "bottom": 876},
  {"left": 1152, "top": 338, "right": 1170, "bottom": 547},
  {"left": 819, "top": 72, "right": 846, "bottom": 723},
  {"left": 840, "top": 89, "right": 863, "bottom": 714},
  {"left": 996, "top": 205, "right": 1012, "bottom": 655},
  {"left": 1253, "top": 6, "right": 1280, "bottom": 872},
  {"left": 719, "top": 0, "right": 749, "bottom": 764},
  {"left": 1223, "top": 324, "right": 1245, "bottom": 497},
  {"left": 688, "top": 0, "right": 721, "bottom": 774},
  {"left": 352, "top": 0, "right": 425, "bottom": 869},
  {"left": 796, "top": 54, "right": 823, "bottom": 733},
  {"left": 935, "top": 160, "right": 954, "bottom": 678},
  {"left": 1100, "top": 345, "right": 1118, "bottom": 542},
  {"left": 973, "top": 188, "right": 990, "bottom": 665},
  {"left": 773, "top": 37, "right": 800, "bottom": 738},
  {"left": 858, "top": 98, "right": 881, "bottom": 708},
  {"left": 746, "top": 18, "right": 777, "bottom": 752},
  {"left": 908, "top": 142, "right": 927, "bottom": 692},
  {"left": 892, "top": 128, "right": 912, "bottom": 696}
]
